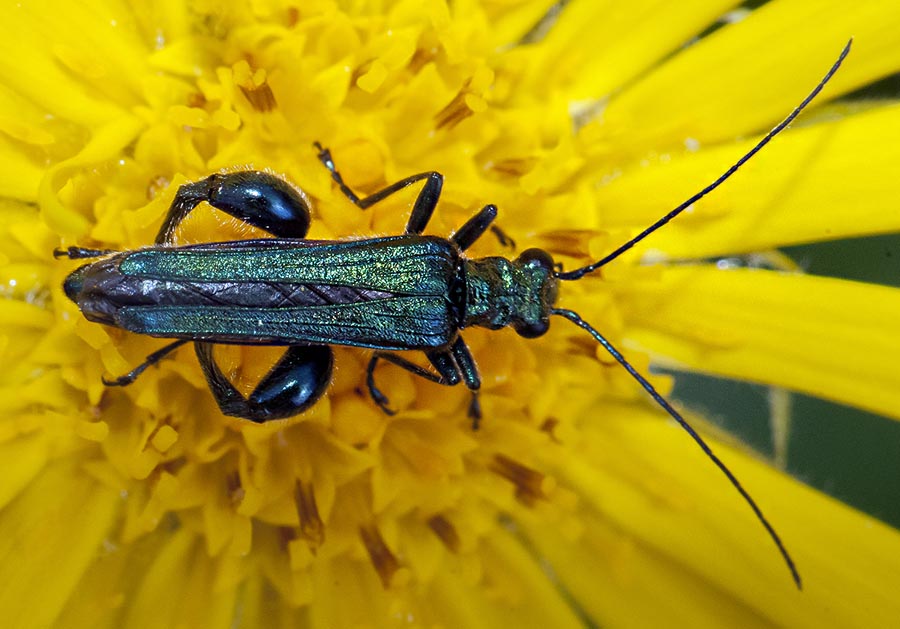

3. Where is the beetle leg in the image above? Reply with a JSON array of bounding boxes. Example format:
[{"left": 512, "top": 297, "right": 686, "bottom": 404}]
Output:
[
  {"left": 450, "top": 206, "right": 515, "bottom": 253},
  {"left": 451, "top": 204, "right": 498, "bottom": 252},
  {"left": 366, "top": 352, "right": 446, "bottom": 415},
  {"left": 156, "top": 171, "right": 312, "bottom": 244},
  {"left": 447, "top": 338, "right": 482, "bottom": 429},
  {"left": 103, "top": 339, "right": 191, "bottom": 387},
  {"left": 195, "top": 342, "right": 333, "bottom": 423},
  {"left": 314, "top": 142, "right": 443, "bottom": 234},
  {"left": 367, "top": 340, "right": 482, "bottom": 428}
]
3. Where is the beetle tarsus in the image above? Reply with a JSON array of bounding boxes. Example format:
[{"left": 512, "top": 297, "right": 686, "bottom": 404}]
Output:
[
  {"left": 53, "top": 246, "right": 117, "bottom": 260},
  {"left": 102, "top": 374, "right": 134, "bottom": 387},
  {"left": 490, "top": 225, "right": 516, "bottom": 250},
  {"left": 374, "top": 395, "right": 397, "bottom": 417},
  {"left": 313, "top": 141, "right": 361, "bottom": 205},
  {"left": 467, "top": 393, "right": 482, "bottom": 430},
  {"left": 366, "top": 355, "right": 397, "bottom": 415},
  {"left": 102, "top": 339, "right": 190, "bottom": 388}
]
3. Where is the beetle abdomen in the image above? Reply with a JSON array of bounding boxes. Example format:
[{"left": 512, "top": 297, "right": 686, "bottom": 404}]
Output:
[{"left": 66, "top": 235, "right": 464, "bottom": 349}]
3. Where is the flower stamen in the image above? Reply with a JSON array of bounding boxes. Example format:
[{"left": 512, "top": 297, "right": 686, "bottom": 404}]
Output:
[
  {"left": 489, "top": 157, "right": 538, "bottom": 177},
  {"left": 489, "top": 453, "right": 550, "bottom": 506},
  {"left": 294, "top": 480, "right": 325, "bottom": 549},
  {"left": 234, "top": 62, "right": 277, "bottom": 112},
  {"left": 540, "top": 417, "right": 562, "bottom": 444},
  {"left": 227, "top": 470, "right": 245, "bottom": 506},
  {"left": 427, "top": 514, "right": 461, "bottom": 553},
  {"left": 435, "top": 83, "right": 478, "bottom": 130},
  {"left": 239, "top": 82, "right": 277, "bottom": 112},
  {"left": 359, "top": 523, "right": 403, "bottom": 589}
]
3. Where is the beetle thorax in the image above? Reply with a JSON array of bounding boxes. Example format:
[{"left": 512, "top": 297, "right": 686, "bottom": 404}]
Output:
[{"left": 461, "top": 250, "right": 557, "bottom": 337}]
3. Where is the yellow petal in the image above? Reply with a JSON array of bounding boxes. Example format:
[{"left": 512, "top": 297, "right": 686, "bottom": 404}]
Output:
[
  {"left": 620, "top": 265, "right": 900, "bottom": 420},
  {"left": 122, "top": 528, "right": 238, "bottom": 629},
  {"left": 0, "top": 2, "right": 134, "bottom": 128},
  {"left": 481, "top": 0, "right": 560, "bottom": 46},
  {"left": 0, "top": 435, "right": 48, "bottom": 509},
  {"left": 536, "top": 404, "right": 900, "bottom": 627},
  {"left": 305, "top": 537, "right": 588, "bottom": 628},
  {"left": 0, "top": 460, "right": 120, "bottom": 629},
  {"left": 39, "top": 115, "right": 145, "bottom": 236},
  {"left": 592, "top": 102, "right": 900, "bottom": 258},
  {"left": 137, "top": 0, "right": 194, "bottom": 43},
  {"left": 581, "top": 1, "right": 900, "bottom": 162},
  {"left": 518, "top": 0, "right": 741, "bottom": 101},
  {"left": 0, "top": 134, "right": 45, "bottom": 201}
]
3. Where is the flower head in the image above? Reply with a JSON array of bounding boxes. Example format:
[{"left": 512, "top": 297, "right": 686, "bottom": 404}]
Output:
[{"left": 3, "top": 1, "right": 900, "bottom": 627}]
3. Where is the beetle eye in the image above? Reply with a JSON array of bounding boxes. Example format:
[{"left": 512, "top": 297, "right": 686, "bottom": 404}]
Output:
[
  {"left": 517, "top": 248, "right": 554, "bottom": 271},
  {"left": 515, "top": 319, "right": 549, "bottom": 339}
]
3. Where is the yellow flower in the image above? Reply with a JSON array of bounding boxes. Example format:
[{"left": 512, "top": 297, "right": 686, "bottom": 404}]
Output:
[{"left": 2, "top": 1, "right": 900, "bottom": 627}]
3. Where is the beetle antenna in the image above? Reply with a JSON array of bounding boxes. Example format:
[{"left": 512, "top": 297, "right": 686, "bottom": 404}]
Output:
[
  {"left": 556, "top": 38, "right": 851, "bottom": 281},
  {"left": 551, "top": 307, "right": 802, "bottom": 589}
]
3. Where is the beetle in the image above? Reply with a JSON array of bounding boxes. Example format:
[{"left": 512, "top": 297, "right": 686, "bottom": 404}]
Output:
[{"left": 58, "top": 40, "right": 852, "bottom": 587}]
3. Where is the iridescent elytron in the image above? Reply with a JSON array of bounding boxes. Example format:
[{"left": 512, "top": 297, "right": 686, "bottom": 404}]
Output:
[{"left": 59, "top": 41, "right": 852, "bottom": 588}]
